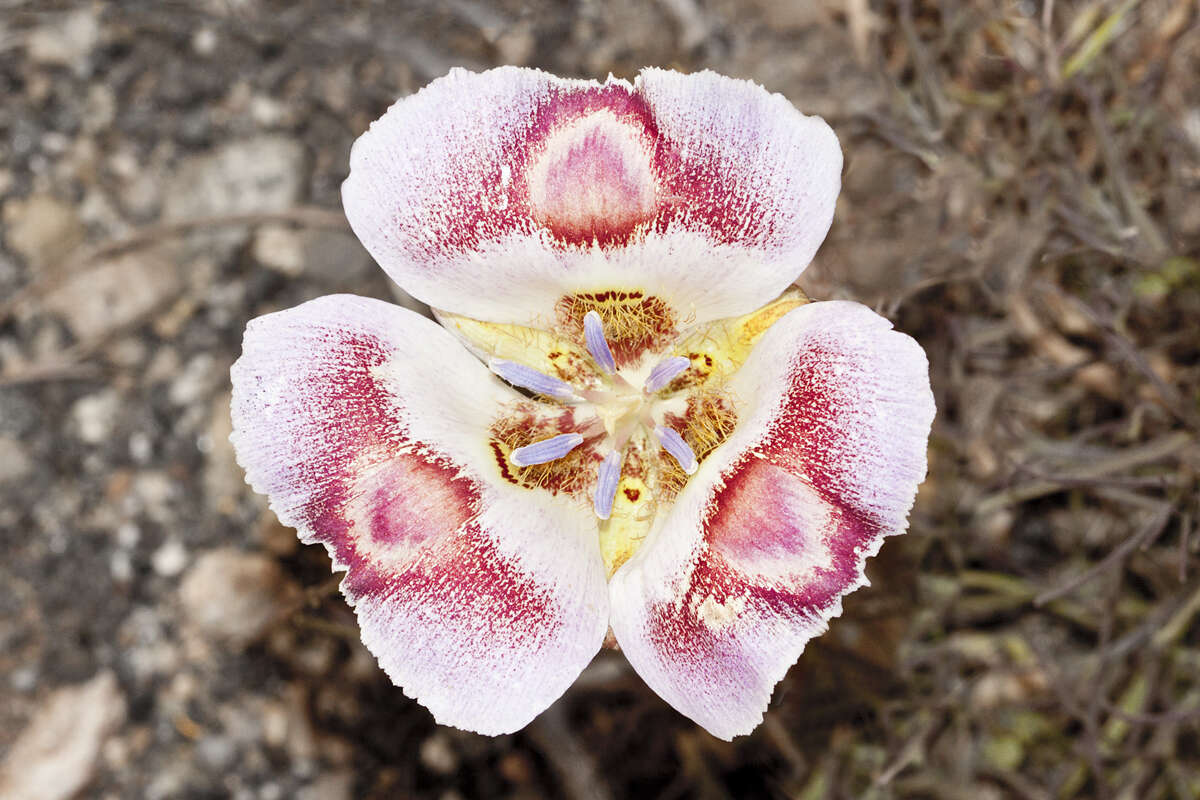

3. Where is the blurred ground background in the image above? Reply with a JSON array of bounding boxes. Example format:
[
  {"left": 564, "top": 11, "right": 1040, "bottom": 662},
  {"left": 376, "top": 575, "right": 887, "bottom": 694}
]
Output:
[{"left": 1, "top": 0, "right": 1199, "bottom": 798}]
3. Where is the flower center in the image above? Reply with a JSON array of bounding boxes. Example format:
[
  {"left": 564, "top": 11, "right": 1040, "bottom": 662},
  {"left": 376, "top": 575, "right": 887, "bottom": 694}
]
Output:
[{"left": 489, "top": 310, "right": 697, "bottom": 519}]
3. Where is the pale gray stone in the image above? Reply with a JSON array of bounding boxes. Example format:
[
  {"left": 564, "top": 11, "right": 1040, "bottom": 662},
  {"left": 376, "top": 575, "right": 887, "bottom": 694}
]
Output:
[
  {"left": 0, "top": 671, "right": 126, "bottom": 800},
  {"left": 180, "top": 548, "right": 299, "bottom": 648}
]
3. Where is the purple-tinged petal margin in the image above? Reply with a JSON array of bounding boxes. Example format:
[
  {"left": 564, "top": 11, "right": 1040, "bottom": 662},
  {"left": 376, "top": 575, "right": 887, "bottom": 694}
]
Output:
[
  {"left": 230, "top": 295, "right": 607, "bottom": 735},
  {"left": 342, "top": 67, "right": 841, "bottom": 328},
  {"left": 609, "top": 302, "right": 934, "bottom": 739}
]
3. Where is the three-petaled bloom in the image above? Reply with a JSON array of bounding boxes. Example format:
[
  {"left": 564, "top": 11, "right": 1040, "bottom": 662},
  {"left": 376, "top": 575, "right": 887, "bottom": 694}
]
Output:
[{"left": 230, "top": 67, "right": 935, "bottom": 740}]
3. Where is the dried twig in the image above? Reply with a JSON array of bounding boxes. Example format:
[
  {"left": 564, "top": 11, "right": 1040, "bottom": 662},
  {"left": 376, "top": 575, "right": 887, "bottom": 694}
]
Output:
[
  {"left": 976, "top": 432, "right": 1192, "bottom": 515},
  {"left": 0, "top": 207, "right": 348, "bottom": 325},
  {"left": 1062, "top": 292, "right": 1200, "bottom": 431},
  {"left": 527, "top": 701, "right": 614, "bottom": 800},
  {"left": 1035, "top": 504, "right": 1173, "bottom": 607}
]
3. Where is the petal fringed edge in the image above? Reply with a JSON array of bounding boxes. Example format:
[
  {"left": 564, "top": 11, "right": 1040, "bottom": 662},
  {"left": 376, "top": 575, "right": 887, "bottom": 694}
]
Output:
[
  {"left": 230, "top": 295, "right": 608, "bottom": 735},
  {"left": 342, "top": 67, "right": 841, "bottom": 329},
  {"left": 608, "top": 302, "right": 934, "bottom": 739}
]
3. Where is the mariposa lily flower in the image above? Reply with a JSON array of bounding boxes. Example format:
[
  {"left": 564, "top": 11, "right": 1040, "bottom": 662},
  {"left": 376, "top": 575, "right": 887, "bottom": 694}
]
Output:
[{"left": 230, "top": 67, "right": 935, "bottom": 740}]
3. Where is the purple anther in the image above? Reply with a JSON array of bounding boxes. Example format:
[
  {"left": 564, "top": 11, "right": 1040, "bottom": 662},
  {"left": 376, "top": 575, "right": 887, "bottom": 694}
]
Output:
[
  {"left": 583, "top": 310, "right": 617, "bottom": 374},
  {"left": 510, "top": 433, "right": 585, "bottom": 467},
  {"left": 488, "top": 358, "right": 579, "bottom": 401},
  {"left": 654, "top": 425, "right": 698, "bottom": 475},
  {"left": 643, "top": 356, "right": 691, "bottom": 393},
  {"left": 592, "top": 449, "right": 623, "bottom": 520}
]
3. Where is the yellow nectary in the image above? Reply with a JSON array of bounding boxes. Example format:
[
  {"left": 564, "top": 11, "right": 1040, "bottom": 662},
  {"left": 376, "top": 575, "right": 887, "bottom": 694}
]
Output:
[{"left": 446, "top": 285, "right": 809, "bottom": 575}]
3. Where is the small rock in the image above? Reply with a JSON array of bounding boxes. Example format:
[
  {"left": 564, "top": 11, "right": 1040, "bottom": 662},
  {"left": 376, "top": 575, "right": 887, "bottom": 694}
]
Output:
[
  {"left": 2, "top": 193, "right": 85, "bottom": 271},
  {"left": 110, "top": 550, "right": 134, "bottom": 583},
  {"left": 252, "top": 225, "right": 305, "bottom": 276},
  {"left": 252, "top": 225, "right": 372, "bottom": 286},
  {"left": 131, "top": 471, "right": 175, "bottom": 523},
  {"left": 151, "top": 538, "right": 189, "bottom": 577},
  {"left": 143, "top": 346, "right": 181, "bottom": 386},
  {"left": 41, "top": 251, "right": 182, "bottom": 342},
  {"left": 118, "top": 170, "right": 162, "bottom": 219},
  {"left": 191, "top": 27, "right": 219, "bottom": 56},
  {"left": 419, "top": 732, "right": 460, "bottom": 775},
  {"left": 168, "top": 353, "right": 221, "bottom": 407},
  {"left": 196, "top": 735, "right": 238, "bottom": 771},
  {"left": 128, "top": 431, "right": 153, "bottom": 464},
  {"left": 261, "top": 702, "right": 290, "bottom": 749},
  {"left": 143, "top": 769, "right": 187, "bottom": 800},
  {"left": 0, "top": 671, "right": 127, "bottom": 800},
  {"left": 494, "top": 23, "right": 536, "bottom": 66},
  {"left": 115, "top": 521, "right": 141, "bottom": 549},
  {"left": 180, "top": 548, "right": 299, "bottom": 648},
  {"left": 250, "top": 95, "right": 290, "bottom": 128},
  {"left": 106, "top": 336, "right": 148, "bottom": 369},
  {"left": 164, "top": 136, "right": 306, "bottom": 257},
  {"left": 26, "top": 7, "right": 100, "bottom": 75},
  {"left": 10, "top": 666, "right": 38, "bottom": 692},
  {"left": 317, "top": 68, "right": 355, "bottom": 115},
  {"left": 72, "top": 389, "right": 122, "bottom": 445},
  {"left": 117, "top": 606, "right": 180, "bottom": 683},
  {"left": 83, "top": 84, "right": 116, "bottom": 133},
  {"left": 0, "top": 435, "right": 33, "bottom": 484}
]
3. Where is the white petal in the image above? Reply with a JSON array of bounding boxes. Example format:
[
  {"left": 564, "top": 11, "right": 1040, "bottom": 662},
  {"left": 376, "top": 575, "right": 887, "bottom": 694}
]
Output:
[
  {"left": 230, "top": 295, "right": 607, "bottom": 734},
  {"left": 342, "top": 67, "right": 841, "bottom": 329},
  {"left": 609, "top": 302, "right": 934, "bottom": 739}
]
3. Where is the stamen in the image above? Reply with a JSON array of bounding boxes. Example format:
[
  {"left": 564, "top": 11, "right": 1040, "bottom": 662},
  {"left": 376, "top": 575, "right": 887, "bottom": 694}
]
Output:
[
  {"left": 643, "top": 356, "right": 691, "bottom": 393},
  {"left": 583, "top": 310, "right": 617, "bottom": 374},
  {"left": 510, "top": 433, "right": 585, "bottom": 467},
  {"left": 654, "top": 425, "right": 698, "bottom": 475},
  {"left": 593, "top": 449, "right": 623, "bottom": 520},
  {"left": 489, "top": 358, "right": 580, "bottom": 401}
]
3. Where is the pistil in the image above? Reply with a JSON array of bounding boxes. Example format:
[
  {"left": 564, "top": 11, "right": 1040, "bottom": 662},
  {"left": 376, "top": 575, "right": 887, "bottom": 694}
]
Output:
[{"left": 491, "top": 307, "right": 701, "bottom": 519}]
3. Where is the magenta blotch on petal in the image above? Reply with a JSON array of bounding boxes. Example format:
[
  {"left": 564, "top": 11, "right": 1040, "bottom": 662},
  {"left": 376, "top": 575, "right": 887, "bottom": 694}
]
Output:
[
  {"left": 608, "top": 302, "right": 934, "bottom": 740},
  {"left": 341, "top": 67, "right": 842, "bottom": 328},
  {"left": 229, "top": 295, "right": 608, "bottom": 735},
  {"left": 527, "top": 110, "right": 659, "bottom": 240}
]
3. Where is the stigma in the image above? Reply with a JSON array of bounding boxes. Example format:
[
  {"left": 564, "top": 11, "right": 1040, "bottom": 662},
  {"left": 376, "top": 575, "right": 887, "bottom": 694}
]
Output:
[{"left": 489, "top": 311, "right": 698, "bottom": 519}]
